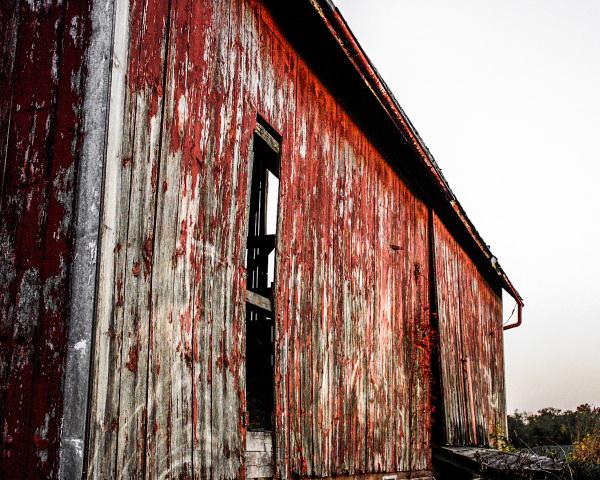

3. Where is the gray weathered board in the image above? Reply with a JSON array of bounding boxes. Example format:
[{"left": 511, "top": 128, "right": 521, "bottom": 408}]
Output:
[{"left": 247, "top": 431, "right": 273, "bottom": 479}]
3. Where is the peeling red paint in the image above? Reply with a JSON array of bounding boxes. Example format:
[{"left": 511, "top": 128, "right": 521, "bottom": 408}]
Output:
[
  {"left": 176, "top": 219, "right": 188, "bottom": 257},
  {"left": 0, "top": 0, "right": 515, "bottom": 478},
  {"left": 433, "top": 214, "right": 506, "bottom": 446},
  {"left": 151, "top": 162, "right": 158, "bottom": 193},
  {"left": 0, "top": 0, "right": 93, "bottom": 476},
  {"left": 143, "top": 236, "right": 153, "bottom": 279},
  {"left": 125, "top": 343, "right": 140, "bottom": 373},
  {"left": 116, "top": 277, "right": 124, "bottom": 307},
  {"left": 132, "top": 260, "right": 141, "bottom": 277}
]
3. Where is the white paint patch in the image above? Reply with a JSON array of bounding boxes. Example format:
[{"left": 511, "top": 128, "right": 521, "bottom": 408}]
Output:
[
  {"left": 43, "top": 255, "right": 67, "bottom": 315},
  {"left": 177, "top": 94, "right": 188, "bottom": 127},
  {"left": 53, "top": 164, "right": 75, "bottom": 236},
  {"left": 34, "top": 409, "right": 54, "bottom": 465},
  {"left": 16, "top": 269, "right": 41, "bottom": 353},
  {"left": 74, "top": 340, "right": 87, "bottom": 352},
  {"left": 25, "top": 0, "right": 57, "bottom": 12},
  {"left": 51, "top": 50, "right": 59, "bottom": 81},
  {"left": 322, "top": 132, "right": 330, "bottom": 154},
  {"left": 149, "top": 110, "right": 161, "bottom": 156},
  {"left": 298, "top": 121, "right": 307, "bottom": 158},
  {"left": 71, "top": 438, "right": 84, "bottom": 458},
  {"left": 70, "top": 16, "right": 79, "bottom": 43}
]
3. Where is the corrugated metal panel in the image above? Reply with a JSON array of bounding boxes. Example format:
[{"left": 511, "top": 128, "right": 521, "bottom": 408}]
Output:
[
  {"left": 433, "top": 213, "right": 506, "bottom": 447},
  {"left": 86, "top": 0, "right": 432, "bottom": 478},
  {"left": 0, "top": 0, "right": 92, "bottom": 476}
]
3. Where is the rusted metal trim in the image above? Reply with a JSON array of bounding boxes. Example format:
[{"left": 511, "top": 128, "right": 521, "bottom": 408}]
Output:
[
  {"left": 502, "top": 301, "right": 523, "bottom": 331},
  {"left": 307, "top": 0, "right": 522, "bottom": 305}
]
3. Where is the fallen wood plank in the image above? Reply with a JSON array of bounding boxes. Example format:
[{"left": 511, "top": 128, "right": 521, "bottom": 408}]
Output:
[{"left": 434, "top": 446, "right": 567, "bottom": 478}]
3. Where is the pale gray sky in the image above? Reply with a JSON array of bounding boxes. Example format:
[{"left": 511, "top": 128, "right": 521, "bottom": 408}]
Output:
[{"left": 336, "top": 0, "right": 600, "bottom": 413}]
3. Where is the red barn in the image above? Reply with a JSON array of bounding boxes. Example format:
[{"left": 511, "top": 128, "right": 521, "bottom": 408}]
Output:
[{"left": 0, "top": 0, "right": 522, "bottom": 478}]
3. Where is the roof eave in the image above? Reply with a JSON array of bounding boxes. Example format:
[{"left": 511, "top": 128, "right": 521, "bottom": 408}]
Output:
[{"left": 309, "top": 0, "right": 523, "bottom": 308}]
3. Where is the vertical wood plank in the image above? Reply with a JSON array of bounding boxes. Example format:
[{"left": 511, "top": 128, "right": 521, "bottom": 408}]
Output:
[
  {"left": 0, "top": 0, "right": 93, "bottom": 475},
  {"left": 412, "top": 201, "right": 431, "bottom": 470},
  {"left": 86, "top": 0, "right": 131, "bottom": 475},
  {"left": 115, "top": 0, "right": 172, "bottom": 472},
  {"left": 434, "top": 213, "right": 505, "bottom": 448},
  {"left": 144, "top": 0, "right": 195, "bottom": 476},
  {"left": 87, "top": 0, "right": 171, "bottom": 476}
]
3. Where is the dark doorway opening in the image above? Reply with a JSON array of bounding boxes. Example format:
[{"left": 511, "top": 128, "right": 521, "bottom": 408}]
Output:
[{"left": 245, "top": 121, "right": 281, "bottom": 432}]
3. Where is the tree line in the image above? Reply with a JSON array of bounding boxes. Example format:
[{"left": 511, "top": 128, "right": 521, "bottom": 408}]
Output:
[{"left": 507, "top": 404, "right": 600, "bottom": 447}]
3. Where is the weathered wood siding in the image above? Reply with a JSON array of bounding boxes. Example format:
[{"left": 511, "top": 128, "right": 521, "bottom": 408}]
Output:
[
  {"left": 87, "top": 0, "right": 432, "bottom": 478},
  {"left": 0, "top": 0, "right": 93, "bottom": 477},
  {"left": 433, "top": 213, "right": 506, "bottom": 447},
  {"left": 276, "top": 60, "right": 432, "bottom": 478}
]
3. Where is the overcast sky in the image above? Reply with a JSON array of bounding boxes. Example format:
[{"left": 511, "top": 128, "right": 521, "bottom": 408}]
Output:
[{"left": 335, "top": 0, "right": 600, "bottom": 413}]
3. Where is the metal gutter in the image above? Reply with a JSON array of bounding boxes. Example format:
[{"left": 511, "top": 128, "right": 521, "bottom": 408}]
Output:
[
  {"left": 309, "top": 0, "right": 524, "bottom": 325},
  {"left": 503, "top": 302, "right": 523, "bottom": 331}
]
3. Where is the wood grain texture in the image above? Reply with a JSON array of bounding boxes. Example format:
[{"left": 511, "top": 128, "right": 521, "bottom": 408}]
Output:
[
  {"left": 86, "top": 0, "right": 171, "bottom": 476},
  {"left": 85, "top": 0, "right": 131, "bottom": 476},
  {"left": 433, "top": 213, "right": 506, "bottom": 447},
  {"left": 246, "top": 432, "right": 274, "bottom": 479},
  {"left": 0, "top": 0, "right": 92, "bottom": 477},
  {"left": 1, "top": 0, "right": 511, "bottom": 478},
  {"left": 273, "top": 57, "right": 432, "bottom": 477},
  {"left": 84, "top": 0, "right": 514, "bottom": 478}
]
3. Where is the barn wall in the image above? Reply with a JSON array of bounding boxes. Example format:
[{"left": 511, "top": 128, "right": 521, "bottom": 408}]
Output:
[
  {"left": 433, "top": 213, "right": 506, "bottom": 447},
  {"left": 275, "top": 58, "right": 431, "bottom": 477},
  {"left": 87, "top": 0, "right": 432, "bottom": 478},
  {"left": 0, "top": 0, "right": 98, "bottom": 477}
]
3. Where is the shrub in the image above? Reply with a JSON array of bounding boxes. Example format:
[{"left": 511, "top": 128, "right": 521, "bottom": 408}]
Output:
[
  {"left": 571, "top": 432, "right": 600, "bottom": 464},
  {"left": 569, "top": 431, "right": 600, "bottom": 479}
]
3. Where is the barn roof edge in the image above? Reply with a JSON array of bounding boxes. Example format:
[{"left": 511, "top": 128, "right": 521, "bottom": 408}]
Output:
[{"left": 309, "top": 0, "right": 523, "bottom": 308}]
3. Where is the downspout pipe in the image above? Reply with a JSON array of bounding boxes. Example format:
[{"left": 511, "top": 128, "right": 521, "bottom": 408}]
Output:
[
  {"left": 490, "top": 256, "right": 523, "bottom": 331},
  {"left": 503, "top": 301, "right": 523, "bottom": 330},
  {"left": 503, "top": 287, "right": 523, "bottom": 330}
]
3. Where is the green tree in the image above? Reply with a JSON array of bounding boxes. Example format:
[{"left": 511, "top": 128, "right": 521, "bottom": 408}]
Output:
[{"left": 507, "top": 404, "right": 600, "bottom": 447}]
